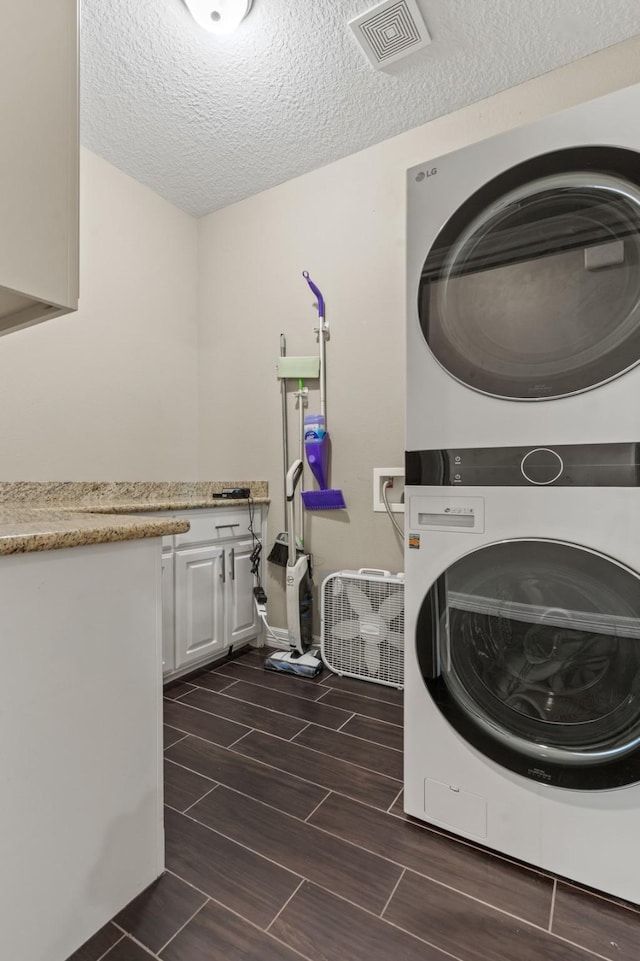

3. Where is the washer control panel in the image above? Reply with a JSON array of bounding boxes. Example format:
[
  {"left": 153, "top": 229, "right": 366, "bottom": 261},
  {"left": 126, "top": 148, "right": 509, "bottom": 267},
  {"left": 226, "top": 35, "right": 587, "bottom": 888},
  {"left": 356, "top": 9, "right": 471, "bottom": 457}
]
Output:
[
  {"left": 406, "top": 442, "right": 640, "bottom": 487},
  {"left": 520, "top": 448, "right": 564, "bottom": 485}
]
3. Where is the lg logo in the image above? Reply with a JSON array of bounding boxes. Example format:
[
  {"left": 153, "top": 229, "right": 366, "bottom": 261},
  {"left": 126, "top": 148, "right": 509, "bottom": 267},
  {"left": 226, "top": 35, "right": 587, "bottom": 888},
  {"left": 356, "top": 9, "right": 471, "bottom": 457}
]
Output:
[{"left": 415, "top": 168, "right": 438, "bottom": 182}]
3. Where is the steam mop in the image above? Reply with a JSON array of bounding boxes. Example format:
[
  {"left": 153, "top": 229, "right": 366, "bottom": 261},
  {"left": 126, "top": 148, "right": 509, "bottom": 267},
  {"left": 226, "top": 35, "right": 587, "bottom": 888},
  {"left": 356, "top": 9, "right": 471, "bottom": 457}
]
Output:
[{"left": 264, "top": 460, "right": 323, "bottom": 678}]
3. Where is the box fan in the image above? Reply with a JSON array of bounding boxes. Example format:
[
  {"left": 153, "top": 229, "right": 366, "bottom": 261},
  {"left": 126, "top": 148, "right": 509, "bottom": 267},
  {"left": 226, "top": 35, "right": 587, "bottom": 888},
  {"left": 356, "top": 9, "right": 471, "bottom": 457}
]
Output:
[{"left": 320, "top": 569, "right": 405, "bottom": 688}]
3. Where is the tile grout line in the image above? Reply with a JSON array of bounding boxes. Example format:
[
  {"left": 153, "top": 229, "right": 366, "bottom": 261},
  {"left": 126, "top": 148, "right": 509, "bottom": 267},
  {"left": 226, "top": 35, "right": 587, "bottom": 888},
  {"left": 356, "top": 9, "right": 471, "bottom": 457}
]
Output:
[
  {"left": 165, "top": 756, "right": 219, "bottom": 788},
  {"left": 386, "top": 785, "right": 404, "bottom": 813},
  {"left": 208, "top": 669, "right": 328, "bottom": 704},
  {"left": 319, "top": 676, "right": 403, "bottom": 708},
  {"left": 380, "top": 867, "right": 566, "bottom": 938},
  {"left": 167, "top": 750, "right": 397, "bottom": 824},
  {"left": 304, "top": 789, "right": 332, "bottom": 823},
  {"left": 189, "top": 677, "right": 239, "bottom": 695},
  {"left": 226, "top": 728, "right": 255, "bottom": 750},
  {"left": 165, "top": 852, "right": 623, "bottom": 961},
  {"left": 377, "top": 914, "right": 469, "bottom": 961},
  {"left": 380, "top": 866, "right": 406, "bottom": 918},
  {"left": 548, "top": 878, "right": 557, "bottom": 932},
  {"left": 170, "top": 688, "right": 198, "bottom": 701},
  {"left": 165, "top": 697, "right": 254, "bottom": 734},
  {"left": 383, "top": 900, "right": 621, "bottom": 961},
  {"left": 94, "top": 934, "right": 125, "bottom": 961},
  {"left": 166, "top": 724, "right": 552, "bottom": 904},
  {"left": 265, "top": 879, "right": 306, "bottom": 932},
  {"left": 289, "top": 721, "right": 311, "bottom": 741},
  {"left": 176, "top": 729, "right": 403, "bottom": 811},
  {"left": 107, "top": 930, "right": 159, "bottom": 959},
  {"left": 179, "top": 780, "right": 528, "bottom": 927},
  {"left": 181, "top": 783, "right": 219, "bottom": 815},
  {"left": 251, "top": 730, "right": 403, "bottom": 783},
  {"left": 171, "top": 673, "right": 402, "bottom": 744},
  {"left": 170, "top": 686, "right": 349, "bottom": 733},
  {"left": 155, "top": 897, "right": 212, "bottom": 955},
  {"left": 162, "top": 871, "right": 316, "bottom": 961},
  {"left": 335, "top": 711, "right": 357, "bottom": 731},
  {"left": 330, "top": 723, "right": 404, "bottom": 752},
  {"left": 228, "top": 728, "right": 402, "bottom": 788},
  {"left": 180, "top": 780, "right": 562, "bottom": 938},
  {"left": 163, "top": 732, "right": 189, "bottom": 750},
  {"left": 178, "top": 806, "right": 309, "bottom": 881},
  {"left": 316, "top": 688, "right": 403, "bottom": 726},
  {"left": 383, "top": 803, "right": 555, "bottom": 880}
]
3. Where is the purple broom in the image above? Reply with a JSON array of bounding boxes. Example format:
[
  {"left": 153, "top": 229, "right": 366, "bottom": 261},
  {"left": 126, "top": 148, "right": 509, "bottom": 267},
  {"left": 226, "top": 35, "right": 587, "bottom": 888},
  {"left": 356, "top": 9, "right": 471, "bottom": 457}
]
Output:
[{"left": 300, "top": 271, "right": 346, "bottom": 511}]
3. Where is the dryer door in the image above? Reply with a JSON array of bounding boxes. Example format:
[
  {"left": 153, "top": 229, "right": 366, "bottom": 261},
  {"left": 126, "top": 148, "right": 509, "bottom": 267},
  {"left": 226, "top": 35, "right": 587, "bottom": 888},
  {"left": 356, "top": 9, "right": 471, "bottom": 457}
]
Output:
[
  {"left": 416, "top": 538, "right": 640, "bottom": 788},
  {"left": 418, "top": 147, "right": 640, "bottom": 400}
]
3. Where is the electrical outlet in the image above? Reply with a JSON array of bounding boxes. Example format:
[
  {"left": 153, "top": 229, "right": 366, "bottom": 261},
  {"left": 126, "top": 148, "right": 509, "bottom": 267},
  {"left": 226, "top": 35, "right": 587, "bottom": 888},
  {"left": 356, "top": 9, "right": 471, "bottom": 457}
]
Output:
[{"left": 373, "top": 467, "right": 405, "bottom": 513}]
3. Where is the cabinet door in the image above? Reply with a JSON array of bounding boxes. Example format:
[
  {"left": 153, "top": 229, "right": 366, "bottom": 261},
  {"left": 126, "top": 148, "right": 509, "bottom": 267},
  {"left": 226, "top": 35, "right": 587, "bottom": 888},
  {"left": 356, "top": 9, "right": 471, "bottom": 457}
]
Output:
[
  {"left": 227, "top": 538, "right": 259, "bottom": 648},
  {"left": 161, "top": 552, "right": 175, "bottom": 675},
  {"left": 0, "top": 0, "right": 79, "bottom": 333},
  {"left": 175, "top": 545, "right": 225, "bottom": 669}
]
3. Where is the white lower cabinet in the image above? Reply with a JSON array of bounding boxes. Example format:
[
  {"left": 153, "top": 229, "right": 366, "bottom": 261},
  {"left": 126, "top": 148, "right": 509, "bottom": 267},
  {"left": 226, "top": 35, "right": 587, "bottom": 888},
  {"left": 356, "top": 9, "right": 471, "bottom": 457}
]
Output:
[
  {"left": 161, "top": 550, "right": 175, "bottom": 674},
  {"left": 175, "top": 544, "right": 226, "bottom": 667},
  {"left": 228, "top": 538, "right": 261, "bottom": 647},
  {"left": 161, "top": 507, "right": 264, "bottom": 679}
]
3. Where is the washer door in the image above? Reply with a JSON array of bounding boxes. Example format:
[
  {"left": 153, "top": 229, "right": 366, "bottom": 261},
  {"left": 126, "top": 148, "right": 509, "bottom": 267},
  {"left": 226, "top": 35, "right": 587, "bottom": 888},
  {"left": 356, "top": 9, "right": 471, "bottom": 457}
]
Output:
[
  {"left": 416, "top": 539, "right": 640, "bottom": 788},
  {"left": 418, "top": 147, "right": 640, "bottom": 400}
]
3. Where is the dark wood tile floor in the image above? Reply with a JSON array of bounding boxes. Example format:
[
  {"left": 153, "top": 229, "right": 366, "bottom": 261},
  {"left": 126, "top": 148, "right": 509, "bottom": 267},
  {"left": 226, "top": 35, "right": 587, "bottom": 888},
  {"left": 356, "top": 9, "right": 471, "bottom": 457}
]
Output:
[{"left": 69, "top": 647, "right": 640, "bottom": 961}]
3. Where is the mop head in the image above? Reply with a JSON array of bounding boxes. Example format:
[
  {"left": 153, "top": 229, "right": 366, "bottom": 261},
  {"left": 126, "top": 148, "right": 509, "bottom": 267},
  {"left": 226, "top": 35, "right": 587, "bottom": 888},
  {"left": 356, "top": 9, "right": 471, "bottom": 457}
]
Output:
[
  {"left": 301, "top": 489, "right": 346, "bottom": 511},
  {"left": 264, "top": 649, "right": 323, "bottom": 678}
]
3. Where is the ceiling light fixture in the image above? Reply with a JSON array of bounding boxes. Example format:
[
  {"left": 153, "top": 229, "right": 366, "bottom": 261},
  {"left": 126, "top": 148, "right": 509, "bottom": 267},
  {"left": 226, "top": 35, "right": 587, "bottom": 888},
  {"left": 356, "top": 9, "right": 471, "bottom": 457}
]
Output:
[{"left": 183, "top": 0, "right": 253, "bottom": 35}]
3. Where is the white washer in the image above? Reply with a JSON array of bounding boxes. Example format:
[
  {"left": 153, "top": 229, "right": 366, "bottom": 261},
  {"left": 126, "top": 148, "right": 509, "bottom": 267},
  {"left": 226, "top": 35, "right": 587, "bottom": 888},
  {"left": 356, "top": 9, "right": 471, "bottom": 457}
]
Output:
[
  {"left": 407, "top": 81, "right": 640, "bottom": 451},
  {"left": 404, "top": 442, "right": 640, "bottom": 904}
]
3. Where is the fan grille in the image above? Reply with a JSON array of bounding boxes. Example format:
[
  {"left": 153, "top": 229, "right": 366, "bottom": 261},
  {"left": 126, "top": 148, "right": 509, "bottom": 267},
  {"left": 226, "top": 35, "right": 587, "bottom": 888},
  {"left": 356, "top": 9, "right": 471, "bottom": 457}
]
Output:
[
  {"left": 321, "top": 570, "right": 405, "bottom": 688},
  {"left": 349, "top": 0, "right": 431, "bottom": 69}
]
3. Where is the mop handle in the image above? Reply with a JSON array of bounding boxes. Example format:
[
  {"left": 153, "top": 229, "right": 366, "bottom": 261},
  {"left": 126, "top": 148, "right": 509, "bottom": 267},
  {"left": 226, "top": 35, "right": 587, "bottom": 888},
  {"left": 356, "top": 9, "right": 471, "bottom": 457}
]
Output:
[
  {"left": 302, "top": 270, "right": 324, "bottom": 319},
  {"left": 302, "top": 270, "right": 327, "bottom": 420}
]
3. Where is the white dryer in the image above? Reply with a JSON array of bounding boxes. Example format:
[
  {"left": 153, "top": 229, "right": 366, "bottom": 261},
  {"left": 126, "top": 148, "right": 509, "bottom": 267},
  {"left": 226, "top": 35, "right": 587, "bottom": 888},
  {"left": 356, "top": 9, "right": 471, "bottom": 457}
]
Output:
[
  {"left": 407, "top": 81, "right": 640, "bottom": 451},
  {"left": 404, "top": 442, "right": 640, "bottom": 904}
]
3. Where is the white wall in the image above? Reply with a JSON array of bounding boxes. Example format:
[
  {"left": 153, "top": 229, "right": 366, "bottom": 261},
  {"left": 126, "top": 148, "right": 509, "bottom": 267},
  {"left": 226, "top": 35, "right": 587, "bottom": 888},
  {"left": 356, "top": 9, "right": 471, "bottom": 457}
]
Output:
[
  {"left": 0, "top": 148, "right": 199, "bottom": 480},
  {"left": 197, "top": 35, "right": 640, "bottom": 628}
]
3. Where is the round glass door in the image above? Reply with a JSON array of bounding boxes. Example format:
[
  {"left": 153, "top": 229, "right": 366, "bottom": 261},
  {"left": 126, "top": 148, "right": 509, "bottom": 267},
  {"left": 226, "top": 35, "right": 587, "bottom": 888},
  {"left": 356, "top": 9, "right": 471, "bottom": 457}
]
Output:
[
  {"left": 416, "top": 539, "right": 640, "bottom": 788},
  {"left": 419, "top": 147, "right": 640, "bottom": 400}
]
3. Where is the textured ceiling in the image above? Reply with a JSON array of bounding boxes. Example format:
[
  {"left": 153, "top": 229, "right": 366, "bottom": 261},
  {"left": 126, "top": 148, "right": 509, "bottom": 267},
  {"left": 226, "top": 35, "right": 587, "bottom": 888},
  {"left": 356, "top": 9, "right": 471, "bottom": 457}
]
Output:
[{"left": 80, "top": 0, "right": 640, "bottom": 216}]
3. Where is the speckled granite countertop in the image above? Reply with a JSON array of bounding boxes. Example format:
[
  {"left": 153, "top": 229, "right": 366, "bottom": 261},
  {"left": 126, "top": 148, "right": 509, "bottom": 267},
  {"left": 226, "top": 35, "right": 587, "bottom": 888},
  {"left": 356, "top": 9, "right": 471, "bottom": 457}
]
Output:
[
  {"left": 0, "top": 481, "right": 268, "bottom": 555},
  {"left": 0, "top": 509, "right": 190, "bottom": 556}
]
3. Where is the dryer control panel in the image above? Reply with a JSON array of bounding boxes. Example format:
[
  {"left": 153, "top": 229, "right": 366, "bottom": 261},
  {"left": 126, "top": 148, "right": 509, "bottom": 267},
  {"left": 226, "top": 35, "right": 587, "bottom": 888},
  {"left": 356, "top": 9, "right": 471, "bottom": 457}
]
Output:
[
  {"left": 408, "top": 494, "right": 485, "bottom": 533},
  {"left": 406, "top": 442, "right": 640, "bottom": 487}
]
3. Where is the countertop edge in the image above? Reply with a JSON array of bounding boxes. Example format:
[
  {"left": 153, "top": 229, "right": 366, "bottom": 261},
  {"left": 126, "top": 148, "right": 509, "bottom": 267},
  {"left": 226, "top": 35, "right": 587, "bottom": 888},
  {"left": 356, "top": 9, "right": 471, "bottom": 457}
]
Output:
[
  {"left": 0, "top": 517, "right": 190, "bottom": 556},
  {"left": 83, "top": 496, "right": 270, "bottom": 513}
]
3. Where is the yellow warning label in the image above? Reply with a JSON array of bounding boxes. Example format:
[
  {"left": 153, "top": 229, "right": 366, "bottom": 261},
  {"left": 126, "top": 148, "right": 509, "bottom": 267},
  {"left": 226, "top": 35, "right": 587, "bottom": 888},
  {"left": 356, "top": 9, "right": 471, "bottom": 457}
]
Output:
[{"left": 408, "top": 534, "right": 420, "bottom": 549}]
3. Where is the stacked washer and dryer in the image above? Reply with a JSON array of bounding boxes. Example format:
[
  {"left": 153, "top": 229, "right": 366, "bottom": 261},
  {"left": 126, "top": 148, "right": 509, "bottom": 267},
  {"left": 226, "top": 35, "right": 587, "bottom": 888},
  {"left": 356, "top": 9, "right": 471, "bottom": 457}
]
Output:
[{"left": 404, "top": 81, "right": 640, "bottom": 904}]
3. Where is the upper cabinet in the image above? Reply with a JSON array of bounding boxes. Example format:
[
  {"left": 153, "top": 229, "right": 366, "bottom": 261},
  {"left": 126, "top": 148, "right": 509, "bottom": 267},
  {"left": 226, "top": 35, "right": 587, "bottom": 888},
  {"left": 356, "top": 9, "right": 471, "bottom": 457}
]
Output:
[{"left": 0, "top": 0, "right": 79, "bottom": 335}]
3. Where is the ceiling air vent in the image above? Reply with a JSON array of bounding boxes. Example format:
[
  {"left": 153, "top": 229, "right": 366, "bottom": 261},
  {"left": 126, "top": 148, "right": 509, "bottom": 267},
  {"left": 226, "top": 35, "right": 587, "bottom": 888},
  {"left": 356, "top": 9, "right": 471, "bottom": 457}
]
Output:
[{"left": 349, "top": 0, "right": 431, "bottom": 69}]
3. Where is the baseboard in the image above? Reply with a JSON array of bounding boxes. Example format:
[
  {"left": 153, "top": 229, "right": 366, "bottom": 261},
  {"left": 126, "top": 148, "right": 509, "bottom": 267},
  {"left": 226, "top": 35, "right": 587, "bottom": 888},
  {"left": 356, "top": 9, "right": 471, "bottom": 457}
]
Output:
[
  {"left": 257, "top": 627, "right": 322, "bottom": 652},
  {"left": 262, "top": 627, "right": 290, "bottom": 650}
]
